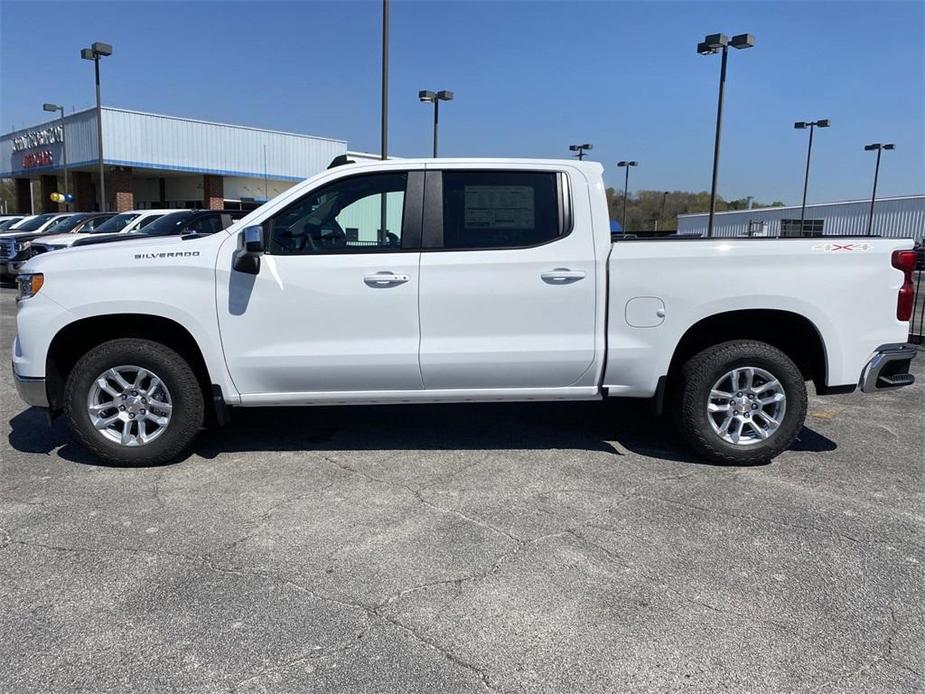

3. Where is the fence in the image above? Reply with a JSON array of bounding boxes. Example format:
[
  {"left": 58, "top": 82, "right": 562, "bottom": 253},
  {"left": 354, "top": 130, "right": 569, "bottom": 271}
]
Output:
[{"left": 911, "top": 247, "right": 925, "bottom": 345}]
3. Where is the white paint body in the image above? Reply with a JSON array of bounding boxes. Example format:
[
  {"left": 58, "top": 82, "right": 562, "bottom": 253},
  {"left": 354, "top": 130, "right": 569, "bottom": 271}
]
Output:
[
  {"left": 32, "top": 209, "right": 174, "bottom": 249},
  {"left": 12, "top": 159, "right": 915, "bottom": 409}
]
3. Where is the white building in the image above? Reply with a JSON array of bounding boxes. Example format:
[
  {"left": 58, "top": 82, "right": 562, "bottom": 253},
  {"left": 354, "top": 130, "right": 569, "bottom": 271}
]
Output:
[
  {"left": 677, "top": 195, "right": 924, "bottom": 241},
  {"left": 1, "top": 106, "right": 382, "bottom": 213}
]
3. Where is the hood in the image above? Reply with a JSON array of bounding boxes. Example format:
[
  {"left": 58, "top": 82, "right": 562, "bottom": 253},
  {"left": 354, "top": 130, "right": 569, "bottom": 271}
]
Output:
[
  {"left": 29, "top": 232, "right": 84, "bottom": 247},
  {"left": 0, "top": 230, "right": 44, "bottom": 242}
]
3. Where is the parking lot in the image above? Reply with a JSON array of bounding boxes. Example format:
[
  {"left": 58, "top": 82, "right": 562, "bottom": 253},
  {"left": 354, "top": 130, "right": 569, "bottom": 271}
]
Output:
[{"left": 1, "top": 285, "right": 922, "bottom": 693}]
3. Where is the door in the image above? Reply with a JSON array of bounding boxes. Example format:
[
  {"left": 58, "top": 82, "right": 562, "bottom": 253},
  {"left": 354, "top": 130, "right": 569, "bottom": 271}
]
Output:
[
  {"left": 217, "top": 170, "right": 424, "bottom": 397},
  {"left": 418, "top": 168, "right": 597, "bottom": 390}
]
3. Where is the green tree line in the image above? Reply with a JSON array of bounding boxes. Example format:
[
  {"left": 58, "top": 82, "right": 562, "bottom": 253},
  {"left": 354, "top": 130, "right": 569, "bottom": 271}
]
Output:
[{"left": 606, "top": 188, "right": 784, "bottom": 232}]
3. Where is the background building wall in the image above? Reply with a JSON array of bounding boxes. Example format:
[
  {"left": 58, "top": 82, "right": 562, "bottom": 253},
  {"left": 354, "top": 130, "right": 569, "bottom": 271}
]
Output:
[{"left": 677, "top": 196, "right": 925, "bottom": 240}]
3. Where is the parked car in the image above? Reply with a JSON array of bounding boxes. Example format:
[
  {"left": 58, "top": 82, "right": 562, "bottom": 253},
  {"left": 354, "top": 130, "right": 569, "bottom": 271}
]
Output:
[
  {"left": 0, "top": 213, "right": 77, "bottom": 280},
  {"left": 71, "top": 209, "right": 247, "bottom": 247},
  {"left": 0, "top": 215, "right": 25, "bottom": 231},
  {"left": 33, "top": 209, "right": 173, "bottom": 251},
  {"left": 11, "top": 158, "right": 918, "bottom": 467}
]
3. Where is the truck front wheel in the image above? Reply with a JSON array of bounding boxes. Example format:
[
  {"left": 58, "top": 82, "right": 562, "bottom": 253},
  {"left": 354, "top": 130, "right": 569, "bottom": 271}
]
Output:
[
  {"left": 64, "top": 338, "right": 204, "bottom": 466},
  {"left": 676, "top": 340, "right": 807, "bottom": 465}
]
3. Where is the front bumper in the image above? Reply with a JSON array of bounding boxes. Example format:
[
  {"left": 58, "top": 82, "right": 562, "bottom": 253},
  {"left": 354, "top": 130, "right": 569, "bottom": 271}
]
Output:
[
  {"left": 13, "top": 364, "right": 48, "bottom": 408},
  {"left": 860, "top": 343, "right": 918, "bottom": 393}
]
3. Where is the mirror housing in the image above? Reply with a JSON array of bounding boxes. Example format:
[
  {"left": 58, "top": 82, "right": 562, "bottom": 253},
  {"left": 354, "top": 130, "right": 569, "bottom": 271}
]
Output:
[
  {"left": 233, "top": 225, "right": 265, "bottom": 275},
  {"left": 243, "top": 225, "right": 265, "bottom": 253}
]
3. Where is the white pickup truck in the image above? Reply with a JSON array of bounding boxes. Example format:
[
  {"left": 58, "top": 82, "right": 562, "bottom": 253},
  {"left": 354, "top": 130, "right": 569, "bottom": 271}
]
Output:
[{"left": 11, "top": 158, "right": 918, "bottom": 467}]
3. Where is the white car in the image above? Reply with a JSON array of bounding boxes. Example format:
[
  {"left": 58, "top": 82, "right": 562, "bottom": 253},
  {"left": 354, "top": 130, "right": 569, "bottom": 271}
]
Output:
[
  {"left": 30, "top": 209, "right": 173, "bottom": 252},
  {"left": 11, "top": 158, "right": 919, "bottom": 467}
]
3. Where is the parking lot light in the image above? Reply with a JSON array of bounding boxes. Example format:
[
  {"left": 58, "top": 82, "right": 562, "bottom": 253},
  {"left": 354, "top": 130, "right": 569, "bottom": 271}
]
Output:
[
  {"left": 698, "top": 31, "right": 755, "bottom": 237},
  {"left": 616, "top": 161, "right": 638, "bottom": 231},
  {"left": 42, "top": 103, "right": 69, "bottom": 210},
  {"left": 419, "top": 89, "right": 454, "bottom": 157},
  {"left": 81, "top": 41, "right": 112, "bottom": 211},
  {"left": 569, "top": 144, "right": 593, "bottom": 161},
  {"left": 864, "top": 143, "right": 896, "bottom": 235},
  {"left": 794, "top": 119, "right": 831, "bottom": 234}
]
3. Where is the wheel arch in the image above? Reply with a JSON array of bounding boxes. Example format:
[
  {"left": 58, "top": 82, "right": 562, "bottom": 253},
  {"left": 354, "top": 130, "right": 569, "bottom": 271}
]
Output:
[
  {"left": 665, "top": 309, "right": 829, "bottom": 394},
  {"left": 45, "top": 313, "right": 221, "bottom": 421}
]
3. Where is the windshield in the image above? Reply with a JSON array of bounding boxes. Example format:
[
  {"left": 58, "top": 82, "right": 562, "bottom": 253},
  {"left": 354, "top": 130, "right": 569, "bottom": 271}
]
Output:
[
  {"left": 12, "top": 213, "right": 59, "bottom": 232},
  {"left": 0, "top": 218, "right": 23, "bottom": 231},
  {"left": 90, "top": 212, "right": 140, "bottom": 234},
  {"left": 44, "top": 214, "right": 93, "bottom": 234},
  {"left": 136, "top": 211, "right": 195, "bottom": 237}
]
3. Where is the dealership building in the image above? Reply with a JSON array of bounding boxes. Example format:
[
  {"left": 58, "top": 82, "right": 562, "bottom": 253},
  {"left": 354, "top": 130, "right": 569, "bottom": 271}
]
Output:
[
  {"left": 1, "top": 106, "right": 379, "bottom": 213},
  {"left": 677, "top": 195, "right": 925, "bottom": 240}
]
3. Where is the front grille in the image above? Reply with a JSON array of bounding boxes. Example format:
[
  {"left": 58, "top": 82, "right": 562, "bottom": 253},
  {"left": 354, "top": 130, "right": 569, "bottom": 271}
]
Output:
[{"left": 0, "top": 238, "right": 14, "bottom": 260}]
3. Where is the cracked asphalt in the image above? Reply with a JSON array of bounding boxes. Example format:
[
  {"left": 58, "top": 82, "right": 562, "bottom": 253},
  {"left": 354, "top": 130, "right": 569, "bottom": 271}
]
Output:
[{"left": 1, "top": 285, "right": 923, "bottom": 693}]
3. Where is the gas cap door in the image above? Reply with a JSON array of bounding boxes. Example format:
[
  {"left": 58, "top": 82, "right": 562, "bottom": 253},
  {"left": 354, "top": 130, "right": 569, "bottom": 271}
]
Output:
[{"left": 625, "top": 296, "right": 666, "bottom": 328}]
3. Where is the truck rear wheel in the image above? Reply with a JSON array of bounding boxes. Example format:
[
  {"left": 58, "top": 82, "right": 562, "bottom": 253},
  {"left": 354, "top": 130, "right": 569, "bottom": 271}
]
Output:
[
  {"left": 676, "top": 340, "right": 807, "bottom": 465},
  {"left": 64, "top": 338, "right": 204, "bottom": 466}
]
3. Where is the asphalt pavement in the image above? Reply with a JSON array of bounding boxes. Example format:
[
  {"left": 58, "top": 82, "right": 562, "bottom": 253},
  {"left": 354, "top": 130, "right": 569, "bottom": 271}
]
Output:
[{"left": 1, "top": 286, "right": 923, "bottom": 693}]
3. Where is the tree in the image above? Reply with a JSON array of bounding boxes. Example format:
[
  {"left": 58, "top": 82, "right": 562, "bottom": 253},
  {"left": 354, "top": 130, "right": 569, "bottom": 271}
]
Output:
[{"left": 606, "top": 188, "right": 784, "bottom": 232}]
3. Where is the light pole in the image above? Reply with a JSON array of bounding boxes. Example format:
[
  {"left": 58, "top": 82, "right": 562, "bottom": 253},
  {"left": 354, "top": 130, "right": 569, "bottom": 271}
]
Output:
[
  {"left": 569, "top": 144, "right": 592, "bottom": 161},
  {"left": 864, "top": 143, "right": 895, "bottom": 236},
  {"left": 656, "top": 190, "right": 669, "bottom": 231},
  {"left": 81, "top": 41, "right": 112, "bottom": 212},
  {"left": 697, "top": 32, "right": 755, "bottom": 237},
  {"left": 794, "top": 119, "right": 830, "bottom": 233},
  {"left": 43, "top": 103, "right": 68, "bottom": 210},
  {"left": 381, "top": 0, "right": 388, "bottom": 161},
  {"left": 418, "top": 90, "right": 454, "bottom": 157},
  {"left": 617, "top": 161, "right": 638, "bottom": 231}
]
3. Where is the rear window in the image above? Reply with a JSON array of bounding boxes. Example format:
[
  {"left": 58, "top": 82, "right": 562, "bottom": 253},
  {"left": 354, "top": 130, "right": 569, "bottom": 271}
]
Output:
[{"left": 441, "top": 171, "right": 561, "bottom": 250}]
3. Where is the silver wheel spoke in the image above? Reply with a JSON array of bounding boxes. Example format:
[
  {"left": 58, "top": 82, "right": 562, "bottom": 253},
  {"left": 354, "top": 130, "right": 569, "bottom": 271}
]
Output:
[
  {"left": 133, "top": 367, "right": 150, "bottom": 388},
  {"left": 93, "top": 414, "right": 120, "bottom": 430},
  {"left": 729, "top": 418, "right": 745, "bottom": 444},
  {"left": 120, "top": 421, "right": 133, "bottom": 445},
  {"left": 759, "top": 392, "right": 785, "bottom": 405},
  {"left": 107, "top": 368, "right": 132, "bottom": 390},
  {"left": 753, "top": 379, "right": 781, "bottom": 394},
  {"left": 708, "top": 402, "right": 730, "bottom": 413},
  {"left": 147, "top": 398, "right": 172, "bottom": 413},
  {"left": 711, "top": 389, "right": 733, "bottom": 399},
  {"left": 717, "top": 413, "right": 734, "bottom": 435},
  {"left": 95, "top": 377, "right": 120, "bottom": 398},
  {"left": 138, "top": 419, "right": 149, "bottom": 444},
  {"left": 144, "top": 412, "right": 169, "bottom": 426}
]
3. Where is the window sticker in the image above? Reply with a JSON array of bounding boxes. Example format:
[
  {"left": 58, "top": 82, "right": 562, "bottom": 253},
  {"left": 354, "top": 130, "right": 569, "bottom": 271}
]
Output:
[{"left": 464, "top": 185, "right": 535, "bottom": 229}]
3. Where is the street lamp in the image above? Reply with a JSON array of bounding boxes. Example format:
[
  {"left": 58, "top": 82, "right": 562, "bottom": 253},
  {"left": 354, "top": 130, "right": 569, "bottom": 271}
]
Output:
[
  {"left": 697, "top": 32, "right": 755, "bottom": 237},
  {"left": 418, "top": 90, "right": 454, "bottom": 157},
  {"left": 794, "top": 119, "right": 830, "bottom": 233},
  {"left": 616, "top": 161, "right": 638, "bottom": 231},
  {"left": 43, "top": 103, "right": 69, "bottom": 210},
  {"left": 864, "top": 143, "right": 895, "bottom": 236},
  {"left": 656, "top": 190, "right": 669, "bottom": 231},
  {"left": 80, "top": 41, "right": 112, "bottom": 211},
  {"left": 569, "top": 144, "right": 593, "bottom": 161}
]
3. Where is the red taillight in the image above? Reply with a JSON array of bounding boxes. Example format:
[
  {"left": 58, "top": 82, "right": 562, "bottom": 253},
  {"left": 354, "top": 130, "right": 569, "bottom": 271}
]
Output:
[{"left": 892, "top": 250, "right": 917, "bottom": 321}]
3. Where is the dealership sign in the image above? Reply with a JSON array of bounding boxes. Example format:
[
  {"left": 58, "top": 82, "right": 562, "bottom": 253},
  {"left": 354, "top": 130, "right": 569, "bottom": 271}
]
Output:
[
  {"left": 23, "top": 150, "right": 54, "bottom": 168},
  {"left": 11, "top": 125, "right": 64, "bottom": 152}
]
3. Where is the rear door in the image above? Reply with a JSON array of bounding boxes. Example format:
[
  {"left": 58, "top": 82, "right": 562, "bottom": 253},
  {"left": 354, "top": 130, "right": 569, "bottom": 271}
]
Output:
[{"left": 417, "top": 166, "right": 598, "bottom": 390}]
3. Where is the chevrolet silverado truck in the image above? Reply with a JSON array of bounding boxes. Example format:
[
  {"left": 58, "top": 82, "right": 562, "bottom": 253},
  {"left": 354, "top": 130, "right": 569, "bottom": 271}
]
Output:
[{"left": 11, "top": 158, "right": 919, "bottom": 467}]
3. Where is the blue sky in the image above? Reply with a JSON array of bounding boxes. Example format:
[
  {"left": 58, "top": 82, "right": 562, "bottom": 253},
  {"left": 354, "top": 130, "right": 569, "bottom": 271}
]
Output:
[{"left": 1, "top": 0, "right": 923, "bottom": 203}]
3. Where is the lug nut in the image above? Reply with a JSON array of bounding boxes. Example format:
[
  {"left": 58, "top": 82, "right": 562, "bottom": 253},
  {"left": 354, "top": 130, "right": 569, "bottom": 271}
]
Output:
[
  {"left": 121, "top": 394, "right": 127, "bottom": 400},
  {"left": 752, "top": 403, "right": 758, "bottom": 409},
  {"left": 129, "top": 413, "right": 135, "bottom": 419},
  {"left": 744, "top": 413, "right": 750, "bottom": 418},
  {"left": 140, "top": 409, "right": 146, "bottom": 415},
  {"left": 119, "top": 405, "right": 125, "bottom": 411}
]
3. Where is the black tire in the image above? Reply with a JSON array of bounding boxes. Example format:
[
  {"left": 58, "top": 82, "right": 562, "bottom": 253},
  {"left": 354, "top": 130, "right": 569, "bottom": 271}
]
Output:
[
  {"left": 676, "top": 340, "right": 807, "bottom": 465},
  {"left": 64, "top": 338, "right": 204, "bottom": 466}
]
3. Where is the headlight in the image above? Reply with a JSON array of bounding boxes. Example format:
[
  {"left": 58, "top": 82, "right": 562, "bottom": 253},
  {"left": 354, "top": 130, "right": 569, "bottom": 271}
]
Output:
[
  {"left": 16, "top": 273, "right": 44, "bottom": 300},
  {"left": 15, "top": 240, "right": 31, "bottom": 252}
]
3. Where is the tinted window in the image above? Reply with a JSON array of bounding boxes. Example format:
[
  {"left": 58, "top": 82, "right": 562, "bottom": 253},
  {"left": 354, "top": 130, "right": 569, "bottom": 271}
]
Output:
[
  {"left": 136, "top": 214, "right": 164, "bottom": 229},
  {"left": 91, "top": 212, "right": 140, "bottom": 233},
  {"left": 79, "top": 215, "right": 115, "bottom": 232},
  {"left": 185, "top": 214, "right": 224, "bottom": 235},
  {"left": 139, "top": 211, "right": 195, "bottom": 237},
  {"left": 441, "top": 171, "right": 561, "bottom": 249},
  {"left": 0, "top": 218, "right": 22, "bottom": 230},
  {"left": 45, "top": 214, "right": 93, "bottom": 234},
  {"left": 268, "top": 173, "right": 406, "bottom": 254},
  {"left": 13, "top": 213, "right": 59, "bottom": 231}
]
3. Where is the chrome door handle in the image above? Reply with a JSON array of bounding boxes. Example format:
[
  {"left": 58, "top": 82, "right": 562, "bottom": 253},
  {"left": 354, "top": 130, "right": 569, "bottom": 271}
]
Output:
[
  {"left": 541, "top": 268, "right": 586, "bottom": 283},
  {"left": 364, "top": 272, "right": 409, "bottom": 286}
]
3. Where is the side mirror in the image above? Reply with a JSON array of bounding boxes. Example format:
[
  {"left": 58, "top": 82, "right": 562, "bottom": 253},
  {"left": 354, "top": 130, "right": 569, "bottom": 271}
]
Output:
[
  {"left": 233, "top": 225, "right": 265, "bottom": 275},
  {"left": 243, "top": 225, "right": 265, "bottom": 253}
]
